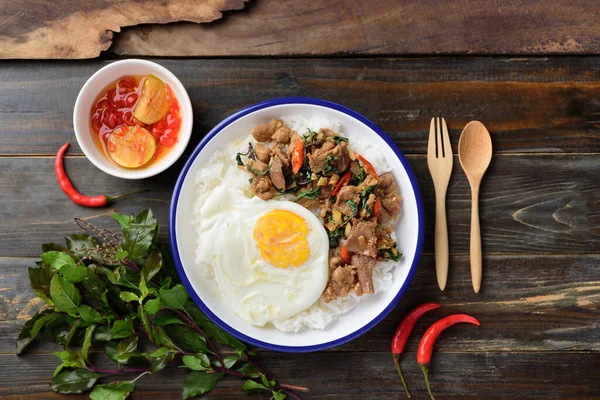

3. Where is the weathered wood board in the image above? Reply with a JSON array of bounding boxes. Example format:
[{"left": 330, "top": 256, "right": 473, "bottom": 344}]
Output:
[
  {"left": 1, "top": 58, "right": 600, "bottom": 156},
  {"left": 0, "top": 0, "right": 249, "bottom": 59},
  {"left": 4, "top": 1, "right": 600, "bottom": 59},
  {"left": 2, "top": 352, "right": 599, "bottom": 399},
  {"left": 112, "top": 0, "right": 600, "bottom": 57}
]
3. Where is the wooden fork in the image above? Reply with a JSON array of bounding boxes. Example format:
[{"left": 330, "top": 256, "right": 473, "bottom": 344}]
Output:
[{"left": 427, "top": 117, "right": 453, "bottom": 291}]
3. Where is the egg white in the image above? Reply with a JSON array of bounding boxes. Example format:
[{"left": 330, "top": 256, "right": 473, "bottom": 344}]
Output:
[{"left": 196, "top": 186, "right": 329, "bottom": 326}]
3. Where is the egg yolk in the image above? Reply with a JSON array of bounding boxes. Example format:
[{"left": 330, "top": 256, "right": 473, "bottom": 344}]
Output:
[{"left": 253, "top": 210, "right": 310, "bottom": 268}]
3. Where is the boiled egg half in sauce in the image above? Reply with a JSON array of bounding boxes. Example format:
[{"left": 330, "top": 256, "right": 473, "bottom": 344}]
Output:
[{"left": 196, "top": 186, "right": 329, "bottom": 326}]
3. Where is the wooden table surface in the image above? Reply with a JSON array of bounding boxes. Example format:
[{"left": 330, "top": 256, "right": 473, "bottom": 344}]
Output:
[{"left": 1, "top": 2, "right": 600, "bottom": 399}]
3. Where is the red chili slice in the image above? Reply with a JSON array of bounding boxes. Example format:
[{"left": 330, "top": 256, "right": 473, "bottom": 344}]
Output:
[
  {"left": 291, "top": 140, "right": 304, "bottom": 175},
  {"left": 373, "top": 197, "right": 381, "bottom": 218},
  {"left": 356, "top": 153, "right": 379, "bottom": 181},
  {"left": 125, "top": 93, "right": 138, "bottom": 107},
  {"left": 332, "top": 170, "right": 352, "bottom": 195},
  {"left": 340, "top": 246, "right": 351, "bottom": 264}
]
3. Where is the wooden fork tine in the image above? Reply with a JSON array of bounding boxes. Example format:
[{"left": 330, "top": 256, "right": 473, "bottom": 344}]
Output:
[
  {"left": 442, "top": 117, "right": 452, "bottom": 158},
  {"left": 428, "top": 117, "right": 436, "bottom": 158},
  {"left": 436, "top": 117, "right": 442, "bottom": 158}
]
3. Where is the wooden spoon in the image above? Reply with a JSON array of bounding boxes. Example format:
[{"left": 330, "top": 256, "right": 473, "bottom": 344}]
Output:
[{"left": 458, "top": 121, "right": 493, "bottom": 293}]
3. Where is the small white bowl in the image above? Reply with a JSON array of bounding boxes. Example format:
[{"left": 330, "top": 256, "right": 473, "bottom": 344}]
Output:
[{"left": 73, "top": 59, "right": 193, "bottom": 180}]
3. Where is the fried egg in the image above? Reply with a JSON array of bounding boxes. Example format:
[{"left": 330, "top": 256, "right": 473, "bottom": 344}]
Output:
[{"left": 196, "top": 186, "right": 329, "bottom": 326}]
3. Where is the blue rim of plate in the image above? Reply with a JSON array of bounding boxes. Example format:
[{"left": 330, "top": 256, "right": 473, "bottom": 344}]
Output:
[{"left": 169, "top": 97, "right": 425, "bottom": 353}]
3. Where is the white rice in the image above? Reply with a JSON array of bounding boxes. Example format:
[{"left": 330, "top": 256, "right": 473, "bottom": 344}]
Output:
[{"left": 193, "top": 116, "right": 397, "bottom": 332}]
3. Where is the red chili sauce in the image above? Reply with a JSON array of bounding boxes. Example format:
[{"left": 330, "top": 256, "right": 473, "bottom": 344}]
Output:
[{"left": 90, "top": 75, "right": 181, "bottom": 169}]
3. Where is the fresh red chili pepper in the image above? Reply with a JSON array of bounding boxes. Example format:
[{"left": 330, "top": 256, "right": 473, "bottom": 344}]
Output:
[
  {"left": 418, "top": 314, "right": 480, "bottom": 400},
  {"left": 340, "top": 245, "right": 351, "bottom": 264},
  {"left": 332, "top": 170, "right": 352, "bottom": 195},
  {"left": 291, "top": 140, "right": 304, "bottom": 174},
  {"left": 373, "top": 197, "right": 381, "bottom": 218},
  {"left": 356, "top": 153, "right": 379, "bottom": 181},
  {"left": 55, "top": 142, "right": 146, "bottom": 207},
  {"left": 391, "top": 302, "right": 440, "bottom": 398}
]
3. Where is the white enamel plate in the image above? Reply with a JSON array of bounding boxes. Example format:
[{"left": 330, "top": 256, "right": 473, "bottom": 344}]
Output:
[{"left": 170, "top": 98, "right": 424, "bottom": 352}]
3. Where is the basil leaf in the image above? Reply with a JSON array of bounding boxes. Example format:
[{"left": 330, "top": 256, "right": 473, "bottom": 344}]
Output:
[
  {"left": 182, "top": 354, "right": 210, "bottom": 371},
  {"left": 261, "top": 374, "right": 270, "bottom": 387},
  {"left": 121, "top": 209, "right": 157, "bottom": 263},
  {"left": 138, "top": 306, "right": 153, "bottom": 342},
  {"left": 242, "top": 379, "right": 269, "bottom": 394},
  {"left": 293, "top": 187, "right": 320, "bottom": 202},
  {"left": 81, "top": 324, "right": 96, "bottom": 361},
  {"left": 110, "top": 318, "right": 134, "bottom": 339},
  {"left": 42, "top": 251, "right": 86, "bottom": 283},
  {"left": 222, "top": 355, "right": 239, "bottom": 369},
  {"left": 165, "top": 325, "right": 209, "bottom": 353},
  {"left": 142, "top": 251, "right": 162, "bottom": 282},
  {"left": 159, "top": 245, "right": 180, "bottom": 284},
  {"left": 53, "top": 350, "right": 84, "bottom": 377},
  {"left": 16, "top": 310, "right": 57, "bottom": 354},
  {"left": 66, "top": 234, "right": 99, "bottom": 261},
  {"left": 117, "top": 335, "right": 138, "bottom": 354},
  {"left": 345, "top": 199, "right": 358, "bottom": 214},
  {"left": 138, "top": 276, "right": 149, "bottom": 301},
  {"left": 152, "top": 326, "right": 177, "bottom": 350},
  {"left": 93, "top": 325, "right": 113, "bottom": 341},
  {"left": 89, "top": 381, "right": 135, "bottom": 400},
  {"left": 185, "top": 301, "right": 246, "bottom": 351},
  {"left": 28, "top": 263, "right": 54, "bottom": 302},
  {"left": 107, "top": 268, "right": 140, "bottom": 291},
  {"left": 149, "top": 348, "right": 175, "bottom": 373},
  {"left": 50, "top": 275, "right": 81, "bottom": 315},
  {"left": 272, "top": 389, "right": 287, "bottom": 400},
  {"left": 37, "top": 313, "right": 72, "bottom": 344},
  {"left": 54, "top": 349, "right": 80, "bottom": 364},
  {"left": 143, "top": 298, "right": 162, "bottom": 315},
  {"left": 83, "top": 267, "right": 109, "bottom": 307},
  {"left": 323, "top": 153, "right": 339, "bottom": 174},
  {"left": 104, "top": 341, "right": 119, "bottom": 362},
  {"left": 332, "top": 135, "right": 349, "bottom": 143},
  {"left": 63, "top": 319, "right": 81, "bottom": 348},
  {"left": 104, "top": 341, "right": 145, "bottom": 366},
  {"left": 119, "top": 292, "right": 140, "bottom": 303},
  {"left": 327, "top": 226, "right": 344, "bottom": 247},
  {"left": 159, "top": 284, "right": 188, "bottom": 311},
  {"left": 51, "top": 368, "right": 99, "bottom": 394},
  {"left": 153, "top": 315, "right": 186, "bottom": 327},
  {"left": 116, "top": 335, "right": 139, "bottom": 363},
  {"left": 41, "top": 251, "right": 74, "bottom": 269},
  {"left": 182, "top": 371, "right": 224, "bottom": 399},
  {"left": 78, "top": 305, "right": 104, "bottom": 323},
  {"left": 236, "top": 362, "right": 261, "bottom": 378},
  {"left": 111, "top": 212, "right": 131, "bottom": 229}
]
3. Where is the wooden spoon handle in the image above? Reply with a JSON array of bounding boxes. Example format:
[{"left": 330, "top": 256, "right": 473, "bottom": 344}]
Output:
[
  {"left": 434, "top": 189, "right": 449, "bottom": 291},
  {"left": 470, "top": 186, "right": 482, "bottom": 293}
]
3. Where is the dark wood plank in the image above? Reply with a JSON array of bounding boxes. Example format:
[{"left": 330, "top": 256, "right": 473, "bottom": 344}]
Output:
[
  {"left": 2, "top": 58, "right": 600, "bottom": 155},
  {"left": 110, "top": 0, "right": 600, "bottom": 57},
  {"left": 2, "top": 352, "right": 599, "bottom": 399},
  {"left": 4, "top": 254, "right": 599, "bottom": 355},
  {"left": 0, "top": 154, "right": 598, "bottom": 257},
  {"left": 0, "top": 0, "right": 249, "bottom": 59}
]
